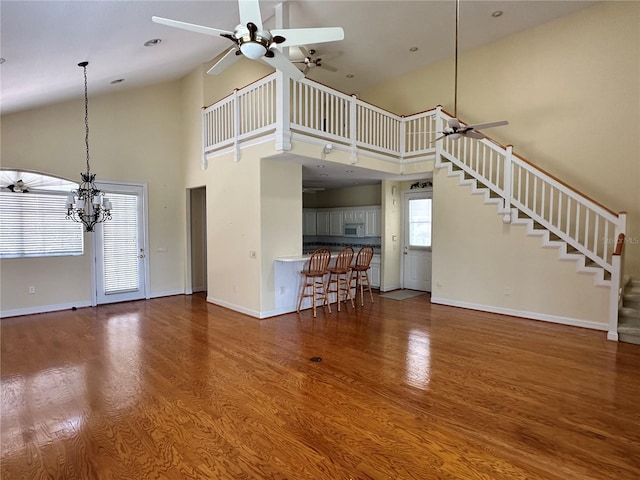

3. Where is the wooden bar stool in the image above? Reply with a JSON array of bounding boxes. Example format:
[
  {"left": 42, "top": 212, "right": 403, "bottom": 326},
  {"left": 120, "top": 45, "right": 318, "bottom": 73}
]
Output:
[
  {"left": 350, "top": 246, "right": 374, "bottom": 306},
  {"left": 326, "top": 246, "right": 355, "bottom": 311},
  {"left": 296, "top": 248, "right": 332, "bottom": 318}
]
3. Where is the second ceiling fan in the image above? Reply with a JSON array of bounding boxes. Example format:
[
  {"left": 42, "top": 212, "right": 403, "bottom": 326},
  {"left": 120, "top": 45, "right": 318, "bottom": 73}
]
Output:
[
  {"left": 152, "top": 0, "right": 344, "bottom": 80},
  {"left": 435, "top": 0, "right": 508, "bottom": 142}
]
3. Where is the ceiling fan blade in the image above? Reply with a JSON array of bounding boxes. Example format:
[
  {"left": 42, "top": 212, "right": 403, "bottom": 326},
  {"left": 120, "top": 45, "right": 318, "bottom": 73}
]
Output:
[
  {"left": 319, "top": 62, "right": 337, "bottom": 72},
  {"left": 466, "top": 120, "right": 509, "bottom": 130},
  {"left": 448, "top": 118, "right": 461, "bottom": 129},
  {"left": 270, "top": 27, "right": 344, "bottom": 47},
  {"left": 151, "top": 16, "right": 232, "bottom": 37},
  {"left": 430, "top": 134, "right": 448, "bottom": 144},
  {"left": 303, "top": 65, "right": 311, "bottom": 75},
  {"left": 238, "top": 0, "right": 264, "bottom": 31},
  {"left": 465, "top": 130, "right": 485, "bottom": 139},
  {"left": 298, "top": 46, "right": 310, "bottom": 58},
  {"left": 207, "top": 48, "right": 241, "bottom": 75},
  {"left": 262, "top": 48, "right": 305, "bottom": 80}
]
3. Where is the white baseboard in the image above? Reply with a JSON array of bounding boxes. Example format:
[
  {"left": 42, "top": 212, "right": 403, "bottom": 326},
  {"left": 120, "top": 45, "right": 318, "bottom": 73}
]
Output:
[
  {"left": 206, "top": 296, "right": 262, "bottom": 318},
  {"left": 430, "top": 297, "right": 608, "bottom": 332},
  {"left": 149, "top": 289, "right": 185, "bottom": 299},
  {"left": 1, "top": 300, "right": 93, "bottom": 319},
  {"left": 381, "top": 283, "right": 401, "bottom": 293}
]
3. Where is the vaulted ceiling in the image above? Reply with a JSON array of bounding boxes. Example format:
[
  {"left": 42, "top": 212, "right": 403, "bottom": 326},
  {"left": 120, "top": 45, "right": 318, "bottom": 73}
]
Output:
[{"left": 1, "top": 1, "right": 597, "bottom": 115}]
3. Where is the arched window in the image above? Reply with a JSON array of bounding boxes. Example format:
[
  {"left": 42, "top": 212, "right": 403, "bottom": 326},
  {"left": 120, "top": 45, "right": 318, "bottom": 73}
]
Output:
[{"left": 0, "top": 169, "right": 84, "bottom": 258}]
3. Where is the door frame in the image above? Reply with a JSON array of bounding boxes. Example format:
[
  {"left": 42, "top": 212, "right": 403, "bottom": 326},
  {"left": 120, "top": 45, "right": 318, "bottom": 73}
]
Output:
[
  {"left": 91, "top": 180, "right": 150, "bottom": 305},
  {"left": 400, "top": 188, "right": 433, "bottom": 290}
]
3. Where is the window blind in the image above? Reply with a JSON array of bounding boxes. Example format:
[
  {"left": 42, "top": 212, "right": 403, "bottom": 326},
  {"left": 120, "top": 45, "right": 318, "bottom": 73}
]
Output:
[
  {"left": 102, "top": 193, "right": 139, "bottom": 295},
  {"left": 0, "top": 191, "right": 84, "bottom": 258}
]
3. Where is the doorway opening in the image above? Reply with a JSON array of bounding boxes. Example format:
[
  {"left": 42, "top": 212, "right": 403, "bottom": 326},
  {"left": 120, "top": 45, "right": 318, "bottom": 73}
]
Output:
[{"left": 189, "top": 187, "right": 207, "bottom": 294}]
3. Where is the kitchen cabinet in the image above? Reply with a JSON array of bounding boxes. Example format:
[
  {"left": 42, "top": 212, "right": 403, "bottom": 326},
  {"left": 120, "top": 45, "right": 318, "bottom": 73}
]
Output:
[
  {"left": 343, "top": 208, "right": 365, "bottom": 224},
  {"left": 329, "top": 210, "right": 344, "bottom": 236},
  {"left": 303, "top": 209, "right": 316, "bottom": 236},
  {"left": 369, "top": 254, "right": 381, "bottom": 288},
  {"left": 364, "top": 207, "right": 381, "bottom": 237},
  {"left": 316, "top": 211, "right": 330, "bottom": 236}
]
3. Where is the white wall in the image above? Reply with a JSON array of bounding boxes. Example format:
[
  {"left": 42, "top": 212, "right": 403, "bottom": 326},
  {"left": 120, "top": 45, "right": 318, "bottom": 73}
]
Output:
[{"left": 1, "top": 80, "right": 187, "bottom": 314}]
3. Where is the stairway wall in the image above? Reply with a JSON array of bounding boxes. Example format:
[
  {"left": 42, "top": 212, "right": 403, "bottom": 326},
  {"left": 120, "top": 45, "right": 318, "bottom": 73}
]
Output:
[{"left": 431, "top": 168, "right": 609, "bottom": 330}]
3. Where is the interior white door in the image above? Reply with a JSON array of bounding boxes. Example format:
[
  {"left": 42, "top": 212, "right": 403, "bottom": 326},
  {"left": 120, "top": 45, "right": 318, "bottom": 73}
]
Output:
[
  {"left": 94, "top": 183, "right": 148, "bottom": 304},
  {"left": 402, "top": 191, "right": 432, "bottom": 292}
]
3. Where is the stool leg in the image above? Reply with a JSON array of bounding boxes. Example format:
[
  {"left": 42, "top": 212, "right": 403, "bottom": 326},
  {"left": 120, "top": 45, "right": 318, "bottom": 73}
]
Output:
[
  {"left": 345, "top": 272, "right": 355, "bottom": 308},
  {"left": 365, "top": 270, "right": 374, "bottom": 303},
  {"left": 297, "top": 277, "right": 308, "bottom": 313}
]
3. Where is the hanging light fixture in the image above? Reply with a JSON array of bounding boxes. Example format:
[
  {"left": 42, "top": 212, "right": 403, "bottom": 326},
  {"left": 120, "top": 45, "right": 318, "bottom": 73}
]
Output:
[{"left": 66, "top": 61, "right": 112, "bottom": 232}]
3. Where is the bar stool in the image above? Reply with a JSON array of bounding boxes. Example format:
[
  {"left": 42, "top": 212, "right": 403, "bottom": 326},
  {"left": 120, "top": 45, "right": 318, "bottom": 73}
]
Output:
[
  {"left": 297, "top": 248, "right": 332, "bottom": 318},
  {"left": 350, "top": 246, "right": 374, "bottom": 306},
  {"left": 326, "top": 246, "right": 355, "bottom": 311}
]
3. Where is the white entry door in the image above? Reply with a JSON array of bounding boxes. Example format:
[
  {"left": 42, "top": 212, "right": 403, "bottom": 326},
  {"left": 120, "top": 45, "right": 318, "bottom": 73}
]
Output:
[
  {"left": 402, "top": 191, "right": 432, "bottom": 292},
  {"left": 94, "top": 183, "right": 148, "bottom": 304}
]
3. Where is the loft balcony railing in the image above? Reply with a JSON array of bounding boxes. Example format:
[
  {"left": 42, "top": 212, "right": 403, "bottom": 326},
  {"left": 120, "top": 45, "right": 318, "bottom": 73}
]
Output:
[{"left": 202, "top": 71, "right": 627, "bottom": 341}]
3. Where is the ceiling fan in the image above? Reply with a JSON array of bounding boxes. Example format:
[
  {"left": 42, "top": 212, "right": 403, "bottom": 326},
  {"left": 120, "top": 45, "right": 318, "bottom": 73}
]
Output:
[
  {"left": 293, "top": 48, "right": 338, "bottom": 75},
  {"left": 434, "top": 0, "right": 508, "bottom": 142},
  {"left": 152, "top": 0, "right": 344, "bottom": 81}
]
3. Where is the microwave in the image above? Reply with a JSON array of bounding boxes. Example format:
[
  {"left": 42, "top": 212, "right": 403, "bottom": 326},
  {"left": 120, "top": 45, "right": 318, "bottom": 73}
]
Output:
[{"left": 344, "top": 223, "right": 365, "bottom": 237}]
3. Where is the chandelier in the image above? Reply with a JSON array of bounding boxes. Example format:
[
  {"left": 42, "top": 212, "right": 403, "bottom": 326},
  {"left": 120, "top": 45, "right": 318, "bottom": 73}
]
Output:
[{"left": 66, "top": 61, "right": 112, "bottom": 232}]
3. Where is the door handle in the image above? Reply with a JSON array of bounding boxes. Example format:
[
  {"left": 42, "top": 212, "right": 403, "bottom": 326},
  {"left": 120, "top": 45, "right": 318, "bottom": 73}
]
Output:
[
  {"left": 403, "top": 246, "right": 408, "bottom": 255},
  {"left": 138, "top": 248, "right": 145, "bottom": 259}
]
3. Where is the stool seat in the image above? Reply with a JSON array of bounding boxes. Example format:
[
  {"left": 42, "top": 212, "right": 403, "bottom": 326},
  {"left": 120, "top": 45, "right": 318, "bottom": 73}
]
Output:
[
  {"left": 327, "top": 246, "right": 355, "bottom": 311},
  {"left": 350, "top": 246, "right": 374, "bottom": 306}
]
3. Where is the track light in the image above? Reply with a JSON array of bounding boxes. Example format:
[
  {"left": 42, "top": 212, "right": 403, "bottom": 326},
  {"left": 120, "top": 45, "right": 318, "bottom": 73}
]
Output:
[{"left": 322, "top": 143, "right": 333, "bottom": 155}]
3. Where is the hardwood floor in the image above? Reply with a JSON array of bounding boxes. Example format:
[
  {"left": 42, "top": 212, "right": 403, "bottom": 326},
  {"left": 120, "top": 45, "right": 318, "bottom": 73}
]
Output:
[{"left": 1, "top": 293, "right": 639, "bottom": 479}]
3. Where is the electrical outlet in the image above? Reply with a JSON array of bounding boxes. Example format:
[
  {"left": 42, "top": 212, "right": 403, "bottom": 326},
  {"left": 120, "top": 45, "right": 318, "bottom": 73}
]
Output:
[
  {"left": 249, "top": 251, "right": 257, "bottom": 259},
  {"left": 28, "top": 286, "right": 36, "bottom": 294},
  {"left": 504, "top": 287, "right": 511, "bottom": 296}
]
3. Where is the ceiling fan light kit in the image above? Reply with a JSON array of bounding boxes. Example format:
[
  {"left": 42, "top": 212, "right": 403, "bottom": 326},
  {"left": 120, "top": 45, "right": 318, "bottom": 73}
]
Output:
[{"left": 152, "top": 0, "right": 344, "bottom": 80}]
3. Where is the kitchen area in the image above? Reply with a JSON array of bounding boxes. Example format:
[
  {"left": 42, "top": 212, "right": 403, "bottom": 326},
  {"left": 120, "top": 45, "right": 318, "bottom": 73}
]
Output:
[{"left": 274, "top": 182, "right": 383, "bottom": 314}]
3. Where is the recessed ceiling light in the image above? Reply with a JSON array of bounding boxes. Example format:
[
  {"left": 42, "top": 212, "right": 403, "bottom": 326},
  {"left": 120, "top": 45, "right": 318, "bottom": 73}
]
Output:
[
  {"left": 345, "top": 170, "right": 353, "bottom": 173},
  {"left": 409, "top": 47, "right": 419, "bottom": 52},
  {"left": 346, "top": 74, "right": 354, "bottom": 79},
  {"left": 144, "top": 38, "right": 162, "bottom": 47},
  {"left": 316, "top": 164, "right": 325, "bottom": 168},
  {"left": 492, "top": 10, "right": 503, "bottom": 18},
  {"left": 110, "top": 79, "right": 125, "bottom": 85},
  {"left": 319, "top": 173, "right": 329, "bottom": 177}
]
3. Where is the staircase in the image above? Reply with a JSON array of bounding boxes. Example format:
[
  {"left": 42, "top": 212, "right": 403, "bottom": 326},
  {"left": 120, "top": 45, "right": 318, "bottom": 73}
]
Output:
[
  {"left": 619, "top": 278, "right": 640, "bottom": 344},
  {"left": 201, "top": 73, "right": 628, "bottom": 341}
]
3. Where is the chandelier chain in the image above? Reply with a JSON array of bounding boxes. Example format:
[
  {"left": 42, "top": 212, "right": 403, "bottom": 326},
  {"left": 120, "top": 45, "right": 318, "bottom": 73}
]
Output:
[{"left": 83, "top": 64, "right": 90, "bottom": 174}]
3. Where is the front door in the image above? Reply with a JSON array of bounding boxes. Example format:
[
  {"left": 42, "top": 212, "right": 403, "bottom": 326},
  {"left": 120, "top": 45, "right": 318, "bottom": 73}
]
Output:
[
  {"left": 402, "top": 191, "right": 432, "bottom": 291},
  {"left": 94, "top": 183, "right": 148, "bottom": 304}
]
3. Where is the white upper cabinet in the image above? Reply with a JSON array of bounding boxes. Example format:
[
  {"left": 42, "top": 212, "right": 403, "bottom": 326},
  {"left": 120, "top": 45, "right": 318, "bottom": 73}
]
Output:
[
  {"left": 329, "top": 210, "right": 344, "bottom": 236},
  {"left": 364, "top": 207, "right": 381, "bottom": 237},
  {"left": 303, "top": 209, "right": 316, "bottom": 236}
]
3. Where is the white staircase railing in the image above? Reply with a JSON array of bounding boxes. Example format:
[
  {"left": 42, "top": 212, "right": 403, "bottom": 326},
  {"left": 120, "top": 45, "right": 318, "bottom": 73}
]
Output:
[{"left": 201, "top": 73, "right": 627, "bottom": 339}]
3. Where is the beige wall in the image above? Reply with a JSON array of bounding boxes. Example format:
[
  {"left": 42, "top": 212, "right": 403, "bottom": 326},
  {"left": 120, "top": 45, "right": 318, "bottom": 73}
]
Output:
[
  {"left": 361, "top": 1, "right": 640, "bottom": 278},
  {"left": 1, "top": 81, "right": 186, "bottom": 314},
  {"left": 303, "top": 184, "right": 381, "bottom": 208},
  {"left": 431, "top": 167, "right": 609, "bottom": 327}
]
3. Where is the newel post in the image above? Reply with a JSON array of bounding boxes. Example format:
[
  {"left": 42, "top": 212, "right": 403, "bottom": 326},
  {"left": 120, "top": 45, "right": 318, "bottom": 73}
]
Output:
[
  {"left": 502, "top": 145, "right": 513, "bottom": 223},
  {"left": 608, "top": 212, "right": 627, "bottom": 341},
  {"left": 233, "top": 88, "right": 241, "bottom": 161},
  {"left": 274, "top": 71, "right": 292, "bottom": 152},
  {"left": 201, "top": 106, "right": 208, "bottom": 170},
  {"left": 399, "top": 115, "right": 406, "bottom": 173},
  {"left": 349, "top": 94, "right": 358, "bottom": 164},
  {"left": 434, "top": 106, "right": 443, "bottom": 168}
]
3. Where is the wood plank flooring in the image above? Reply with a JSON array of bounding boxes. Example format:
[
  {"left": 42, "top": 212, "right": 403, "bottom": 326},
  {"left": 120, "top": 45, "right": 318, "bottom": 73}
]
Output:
[{"left": 1, "top": 293, "right": 639, "bottom": 479}]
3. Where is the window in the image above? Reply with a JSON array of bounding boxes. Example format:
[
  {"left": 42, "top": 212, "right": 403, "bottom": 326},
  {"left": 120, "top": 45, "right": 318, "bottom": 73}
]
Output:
[
  {"left": 0, "top": 170, "right": 83, "bottom": 258},
  {"left": 408, "top": 198, "right": 432, "bottom": 248}
]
